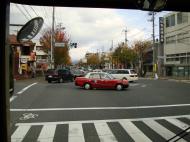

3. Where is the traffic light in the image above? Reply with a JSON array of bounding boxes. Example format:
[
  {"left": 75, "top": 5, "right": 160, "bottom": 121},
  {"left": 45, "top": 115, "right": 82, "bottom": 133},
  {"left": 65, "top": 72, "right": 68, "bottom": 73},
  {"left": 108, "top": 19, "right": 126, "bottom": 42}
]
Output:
[
  {"left": 70, "top": 42, "right": 77, "bottom": 48},
  {"left": 74, "top": 43, "right": 77, "bottom": 48}
]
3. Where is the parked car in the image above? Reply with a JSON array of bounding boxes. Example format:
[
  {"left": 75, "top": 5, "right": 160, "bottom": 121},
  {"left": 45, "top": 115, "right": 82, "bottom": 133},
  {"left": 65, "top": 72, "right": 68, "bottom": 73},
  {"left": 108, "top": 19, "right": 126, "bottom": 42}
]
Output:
[
  {"left": 75, "top": 72, "right": 129, "bottom": 90},
  {"left": 45, "top": 69, "right": 55, "bottom": 81},
  {"left": 47, "top": 69, "right": 74, "bottom": 83},
  {"left": 109, "top": 69, "right": 138, "bottom": 82},
  {"left": 71, "top": 69, "right": 86, "bottom": 80}
]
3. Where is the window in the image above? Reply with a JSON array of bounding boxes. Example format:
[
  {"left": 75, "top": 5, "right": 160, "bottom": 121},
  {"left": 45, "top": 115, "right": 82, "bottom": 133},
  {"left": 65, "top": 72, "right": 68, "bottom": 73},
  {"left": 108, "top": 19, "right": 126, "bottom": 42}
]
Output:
[
  {"left": 166, "top": 35, "right": 176, "bottom": 44},
  {"left": 177, "top": 32, "right": 190, "bottom": 43},
  {"left": 100, "top": 73, "right": 111, "bottom": 80},
  {"left": 89, "top": 73, "right": 100, "bottom": 79},
  {"left": 117, "top": 70, "right": 129, "bottom": 74},
  {"left": 130, "top": 70, "right": 136, "bottom": 74},
  {"left": 21, "top": 46, "right": 31, "bottom": 55},
  {"left": 166, "top": 14, "right": 175, "bottom": 27},
  {"left": 177, "top": 12, "right": 188, "bottom": 24}
]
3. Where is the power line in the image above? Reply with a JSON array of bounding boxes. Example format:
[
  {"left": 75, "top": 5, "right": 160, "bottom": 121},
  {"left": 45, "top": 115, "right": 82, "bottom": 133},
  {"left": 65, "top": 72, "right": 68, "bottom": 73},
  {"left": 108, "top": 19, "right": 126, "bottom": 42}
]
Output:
[
  {"left": 22, "top": 5, "right": 33, "bottom": 19},
  {"left": 29, "top": 6, "right": 39, "bottom": 17},
  {"left": 15, "top": 4, "right": 30, "bottom": 20}
]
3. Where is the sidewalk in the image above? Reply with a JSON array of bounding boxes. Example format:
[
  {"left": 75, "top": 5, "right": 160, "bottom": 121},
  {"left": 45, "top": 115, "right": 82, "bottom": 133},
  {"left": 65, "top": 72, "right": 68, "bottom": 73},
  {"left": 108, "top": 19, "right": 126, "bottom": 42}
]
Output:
[
  {"left": 15, "top": 76, "right": 46, "bottom": 83},
  {"left": 140, "top": 76, "right": 190, "bottom": 84}
]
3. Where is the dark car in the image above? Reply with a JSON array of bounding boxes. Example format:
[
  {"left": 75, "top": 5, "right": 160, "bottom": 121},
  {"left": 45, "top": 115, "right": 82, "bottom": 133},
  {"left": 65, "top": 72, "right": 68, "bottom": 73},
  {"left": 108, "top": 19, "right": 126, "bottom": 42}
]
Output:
[
  {"left": 47, "top": 69, "right": 74, "bottom": 83},
  {"left": 45, "top": 69, "right": 55, "bottom": 81}
]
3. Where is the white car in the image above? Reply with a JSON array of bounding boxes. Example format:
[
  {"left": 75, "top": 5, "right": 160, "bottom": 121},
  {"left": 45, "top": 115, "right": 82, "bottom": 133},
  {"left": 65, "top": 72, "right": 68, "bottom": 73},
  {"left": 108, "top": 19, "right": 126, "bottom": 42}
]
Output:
[{"left": 109, "top": 69, "right": 138, "bottom": 82}]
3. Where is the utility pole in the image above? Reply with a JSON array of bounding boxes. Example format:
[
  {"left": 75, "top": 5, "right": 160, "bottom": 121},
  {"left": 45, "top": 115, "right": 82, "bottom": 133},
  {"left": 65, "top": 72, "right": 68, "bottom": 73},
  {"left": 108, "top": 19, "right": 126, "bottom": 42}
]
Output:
[
  {"left": 148, "top": 11, "right": 157, "bottom": 78},
  {"left": 50, "top": 6, "right": 55, "bottom": 69},
  {"left": 152, "top": 12, "right": 156, "bottom": 74},
  {"left": 124, "top": 27, "right": 128, "bottom": 44}
]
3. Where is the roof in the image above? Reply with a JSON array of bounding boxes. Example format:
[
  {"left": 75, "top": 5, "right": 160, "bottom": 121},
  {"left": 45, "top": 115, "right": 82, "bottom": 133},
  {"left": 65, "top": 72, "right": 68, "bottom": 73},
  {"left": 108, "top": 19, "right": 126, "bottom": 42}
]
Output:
[{"left": 10, "top": 0, "right": 190, "bottom": 12}]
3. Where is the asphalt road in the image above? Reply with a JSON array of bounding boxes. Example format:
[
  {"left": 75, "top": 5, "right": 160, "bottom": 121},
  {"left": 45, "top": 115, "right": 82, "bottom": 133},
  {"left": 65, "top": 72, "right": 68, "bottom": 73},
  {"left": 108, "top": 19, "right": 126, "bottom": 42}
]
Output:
[{"left": 10, "top": 78, "right": 190, "bottom": 142}]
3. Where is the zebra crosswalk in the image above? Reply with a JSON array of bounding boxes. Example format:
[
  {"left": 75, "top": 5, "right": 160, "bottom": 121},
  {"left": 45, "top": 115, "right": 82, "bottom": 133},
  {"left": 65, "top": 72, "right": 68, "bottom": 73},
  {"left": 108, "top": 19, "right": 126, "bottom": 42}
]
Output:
[{"left": 11, "top": 115, "right": 190, "bottom": 142}]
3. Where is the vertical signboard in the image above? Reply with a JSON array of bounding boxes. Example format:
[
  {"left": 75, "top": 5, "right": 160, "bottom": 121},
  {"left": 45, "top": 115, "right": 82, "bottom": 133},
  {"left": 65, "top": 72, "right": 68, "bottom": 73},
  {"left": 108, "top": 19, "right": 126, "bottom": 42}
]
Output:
[{"left": 159, "top": 17, "right": 164, "bottom": 43}]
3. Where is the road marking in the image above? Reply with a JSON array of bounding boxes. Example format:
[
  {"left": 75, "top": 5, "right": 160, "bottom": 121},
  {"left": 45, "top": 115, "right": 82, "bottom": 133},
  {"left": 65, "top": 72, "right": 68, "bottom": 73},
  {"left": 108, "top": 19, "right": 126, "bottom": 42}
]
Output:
[
  {"left": 16, "top": 82, "right": 38, "bottom": 94},
  {"left": 119, "top": 120, "right": 152, "bottom": 142},
  {"left": 69, "top": 123, "right": 85, "bottom": 142},
  {"left": 143, "top": 120, "right": 187, "bottom": 142},
  {"left": 11, "top": 125, "right": 31, "bottom": 142},
  {"left": 12, "top": 115, "right": 190, "bottom": 142},
  {"left": 19, "top": 113, "right": 38, "bottom": 121},
  {"left": 94, "top": 122, "right": 117, "bottom": 142},
  {"left": 37, "top": 125, "right": 56, "bottom": 142},
  {"left": 166, "top": 118, "right": 190, "bottom": 131},
  {"left": 141, "top": 84, "right": 147, "bottom": 87},
  {"left": 129, "top": 83, "right": 140, "bottom": 87},
  {"left": 10, "top": 103, "right": 190, "bottom": 112},
  {"left": 15, "top": 114, "right": 190, "bottom": 126},
  {"left": 10, "top": 96, "right": 18, "bottom": 102}
]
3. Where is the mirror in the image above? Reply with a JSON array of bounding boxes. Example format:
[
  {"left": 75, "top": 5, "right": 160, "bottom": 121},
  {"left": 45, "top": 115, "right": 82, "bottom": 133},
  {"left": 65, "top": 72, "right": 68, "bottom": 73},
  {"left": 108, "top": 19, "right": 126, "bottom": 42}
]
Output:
[{"left": 135, "top": 0, "right": 167, "bottom": 11}]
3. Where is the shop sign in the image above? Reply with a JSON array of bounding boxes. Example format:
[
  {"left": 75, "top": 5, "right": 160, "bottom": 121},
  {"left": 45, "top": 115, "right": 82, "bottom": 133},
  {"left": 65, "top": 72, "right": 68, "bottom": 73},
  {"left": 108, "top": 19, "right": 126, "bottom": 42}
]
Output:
[
  {"left": 20, "top": 58, "right": 28, "bottom": 63},
  {"left": 178, "top": 67, "right": 184, "bottom": 70}
]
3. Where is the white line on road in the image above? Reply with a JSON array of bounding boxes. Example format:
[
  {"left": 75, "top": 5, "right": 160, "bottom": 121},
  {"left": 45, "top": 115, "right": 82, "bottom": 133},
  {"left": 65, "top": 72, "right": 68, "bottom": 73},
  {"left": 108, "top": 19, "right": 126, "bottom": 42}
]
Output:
[
  {"left": 37, "top": 125, "right": 56, "bottom": 142},
  {"left": 10, "top": 96, "right": 18, "bottom": 102},
  {"left": 119, "top": 120, "right": 152, "bottom": 142},
  {"left": 11, "top": 125, "right": 31, "bottom": 142},
  {"left": 143, "top": 120, "right": 187, "bottom": 142},
  {"left": 16, "top": 82, "right": 38, "bottom": 95},
  {"left": 10, "top": 103, "right": 190, "bottom": 112},
  {"left": 15, "top": 114, "right": 190, "bottom": 126},
  {"left": 10, "top": 82, "right": 38, "bottom": 103}
]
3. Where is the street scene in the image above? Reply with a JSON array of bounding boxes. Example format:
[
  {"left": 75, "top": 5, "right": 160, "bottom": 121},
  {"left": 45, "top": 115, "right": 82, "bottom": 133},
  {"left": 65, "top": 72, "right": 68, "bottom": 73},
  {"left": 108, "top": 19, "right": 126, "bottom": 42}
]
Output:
[
  {"left": 10, "top": 77, "right": 190, "bottom": 142},
  {"left": 8, "top": 2, "right": 190, "bottom": 142}
]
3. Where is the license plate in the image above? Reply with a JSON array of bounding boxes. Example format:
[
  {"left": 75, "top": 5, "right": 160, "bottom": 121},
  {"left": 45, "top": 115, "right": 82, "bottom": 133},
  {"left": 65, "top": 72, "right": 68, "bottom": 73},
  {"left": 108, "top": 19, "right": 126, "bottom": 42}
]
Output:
[{"left": 48, "top": 75, "right": 52, "bottom": 78}]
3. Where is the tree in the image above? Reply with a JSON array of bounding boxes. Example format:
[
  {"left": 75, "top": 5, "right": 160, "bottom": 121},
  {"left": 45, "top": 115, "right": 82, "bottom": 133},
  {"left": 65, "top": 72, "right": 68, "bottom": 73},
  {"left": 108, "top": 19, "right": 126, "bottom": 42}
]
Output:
[
  {"left": 132, "top": 40, "right": 152, "bottom": 77},
  {"left": 112, "top": 43, "right": 137, "bottom": 69},
  {"left": 87, "top": 54, "right": 100, "bottom": 69},
  {"left": 39, "top": 24, "right": 71, "bottom": 68}
]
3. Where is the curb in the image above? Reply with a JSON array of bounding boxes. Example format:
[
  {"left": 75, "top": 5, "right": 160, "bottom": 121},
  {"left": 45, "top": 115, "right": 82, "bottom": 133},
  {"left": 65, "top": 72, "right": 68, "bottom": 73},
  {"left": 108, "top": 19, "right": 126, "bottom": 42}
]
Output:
[{"left": 140, "top": 77, "right": 190, "bottom": 84}]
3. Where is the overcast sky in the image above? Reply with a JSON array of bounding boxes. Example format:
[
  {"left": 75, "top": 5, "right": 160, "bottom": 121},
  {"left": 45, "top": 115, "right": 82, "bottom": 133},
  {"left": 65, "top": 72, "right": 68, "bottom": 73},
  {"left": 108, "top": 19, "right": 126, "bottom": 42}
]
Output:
[{"left": 10, "top": 3, "right": 170, "bottom": 63}]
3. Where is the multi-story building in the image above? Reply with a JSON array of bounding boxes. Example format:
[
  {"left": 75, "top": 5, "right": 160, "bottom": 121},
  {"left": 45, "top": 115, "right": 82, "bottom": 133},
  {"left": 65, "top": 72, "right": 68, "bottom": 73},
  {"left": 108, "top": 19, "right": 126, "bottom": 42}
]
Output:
[
  {"left": 34, "top": 44, "right": 48, "bottom": 72},
  {"left": 164, "top": 12, "right": 190, "bottom": 78},
  {"left": 9, "top": 34, "right": 36, "bottom": 78}
]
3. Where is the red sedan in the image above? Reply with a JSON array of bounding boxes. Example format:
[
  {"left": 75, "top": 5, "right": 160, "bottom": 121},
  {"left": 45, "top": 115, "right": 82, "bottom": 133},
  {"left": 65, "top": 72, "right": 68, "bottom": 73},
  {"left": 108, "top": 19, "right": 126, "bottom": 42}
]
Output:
[{"left": 75, "top": 72, "right": 129, "bottom": 90}]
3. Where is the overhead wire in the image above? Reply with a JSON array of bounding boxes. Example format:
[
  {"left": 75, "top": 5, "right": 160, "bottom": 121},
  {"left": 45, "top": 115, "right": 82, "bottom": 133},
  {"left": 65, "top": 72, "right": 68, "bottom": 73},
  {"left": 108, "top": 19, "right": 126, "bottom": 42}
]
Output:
[
  {"left": 29, "top": 6, "right": 39, "bottom": 17},
  {"left": 15, "top": 4, "right": 30, "bottom": 20},
  {"left": 21, "top": 5, "right": 33, "bottom": 19}
]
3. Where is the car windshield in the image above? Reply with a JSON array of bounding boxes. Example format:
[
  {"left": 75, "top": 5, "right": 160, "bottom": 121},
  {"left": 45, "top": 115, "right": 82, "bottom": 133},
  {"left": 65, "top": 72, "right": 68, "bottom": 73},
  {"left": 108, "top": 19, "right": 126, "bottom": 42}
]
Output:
[
  {"left": 7, "top": 2, "right": 190, "bottom": 142},
  {"left": 130, "top": 69, "right": 137, "bottom": 74}
]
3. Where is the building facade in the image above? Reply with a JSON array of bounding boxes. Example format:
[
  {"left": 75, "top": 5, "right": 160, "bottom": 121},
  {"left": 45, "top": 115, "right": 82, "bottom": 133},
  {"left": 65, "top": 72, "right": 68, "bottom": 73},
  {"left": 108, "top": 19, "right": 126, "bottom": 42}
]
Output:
[{"left": 164, "top": 12, "right": 190, "bottom": 78}]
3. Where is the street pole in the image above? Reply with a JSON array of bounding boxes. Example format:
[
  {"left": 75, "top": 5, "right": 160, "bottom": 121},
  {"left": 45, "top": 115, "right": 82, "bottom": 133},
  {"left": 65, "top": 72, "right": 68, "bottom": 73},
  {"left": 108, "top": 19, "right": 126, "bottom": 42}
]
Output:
[
  {"left": 152, "top": 12, "right": 156, "bottom": 78},
  {"left": 124, "top": 27, "right": 128, "bottom": 44},
  {"left": 50, "top": 6, "right": 55, "bottom": 69}
]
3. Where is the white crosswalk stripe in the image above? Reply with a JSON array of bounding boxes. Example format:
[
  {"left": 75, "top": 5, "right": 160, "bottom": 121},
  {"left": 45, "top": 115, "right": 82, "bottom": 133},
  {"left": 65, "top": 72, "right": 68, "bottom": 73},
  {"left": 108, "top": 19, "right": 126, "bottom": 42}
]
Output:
[
  {"left": 166, "top": 118, "right": 190, "bottom": 131},
  {"left": 11, "top": 115, "right": 190, "bottom": 142},
  {"left": 119, "top": 120, "right": 152, "bottom": 142},
  {"left": 143, "top": 120, "right": 187, "bottom": 142},
  {"left": 94, "top": 122, "right": 117, "bottom": 142},
  {"left": 11, "top": 125, "right": 31, "bottom": 142},
  {"left": 37, "top": 125, "right": 56, "bottom": 142},
  {"left": 69, "top": 123, "right": 85, "bottom": 142}
]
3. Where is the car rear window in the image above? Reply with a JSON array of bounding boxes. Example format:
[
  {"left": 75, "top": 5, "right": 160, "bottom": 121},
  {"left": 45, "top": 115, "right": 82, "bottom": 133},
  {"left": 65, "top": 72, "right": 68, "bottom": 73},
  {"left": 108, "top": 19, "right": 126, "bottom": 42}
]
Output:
[
  {"left": 130, "top": 70, "right": 137, "bottom": 74},
  {"left": 117, "top": 70, "right": 129, "bottom": 74},
  {"left": 46, "top": 69, "right": 55, "bottom": 74}
]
